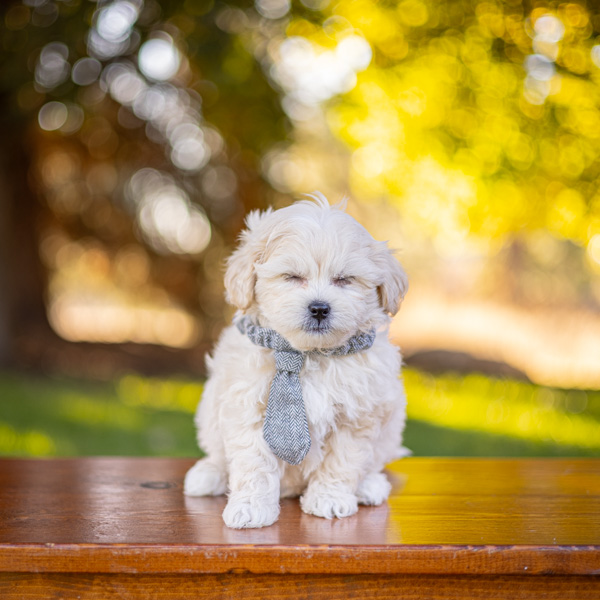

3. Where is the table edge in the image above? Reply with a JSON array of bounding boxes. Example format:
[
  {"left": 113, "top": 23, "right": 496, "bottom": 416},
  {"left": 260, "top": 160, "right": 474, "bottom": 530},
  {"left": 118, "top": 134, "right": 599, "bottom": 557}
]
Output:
[{"left": 0, "top": 543, "right": 598, "bottom": 576}]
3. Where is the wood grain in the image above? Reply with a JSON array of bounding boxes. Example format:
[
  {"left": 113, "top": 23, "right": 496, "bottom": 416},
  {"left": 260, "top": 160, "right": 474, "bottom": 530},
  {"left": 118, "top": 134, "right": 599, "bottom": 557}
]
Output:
[
  {"left": 0, "top": 458, "right": 598, "bottom": 598},
  {"left": 1, "top": 573, "right": 599, "bottom": 600},
  {"left": 0, "top": 544, "right": 599, "bottom": 576}
]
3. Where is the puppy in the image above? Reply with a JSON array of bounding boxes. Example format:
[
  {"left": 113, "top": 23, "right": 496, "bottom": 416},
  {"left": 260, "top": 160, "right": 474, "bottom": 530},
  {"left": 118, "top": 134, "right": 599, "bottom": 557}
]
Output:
[{"left": 184, "top": 193, "right": 408, "bottom": 528}]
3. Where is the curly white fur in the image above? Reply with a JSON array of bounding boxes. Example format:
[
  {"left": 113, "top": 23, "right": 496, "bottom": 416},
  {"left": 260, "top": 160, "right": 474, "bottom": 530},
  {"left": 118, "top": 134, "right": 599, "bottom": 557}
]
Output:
[{"left": 184, "top": 193, "right": 408, "bottom": 528}]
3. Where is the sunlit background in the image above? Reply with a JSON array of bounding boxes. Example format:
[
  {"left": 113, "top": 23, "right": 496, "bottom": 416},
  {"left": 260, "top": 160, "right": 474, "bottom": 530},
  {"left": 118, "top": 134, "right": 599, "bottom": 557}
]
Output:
[{"left": 1, "top": 0, "right": 599, "bottom": 457}]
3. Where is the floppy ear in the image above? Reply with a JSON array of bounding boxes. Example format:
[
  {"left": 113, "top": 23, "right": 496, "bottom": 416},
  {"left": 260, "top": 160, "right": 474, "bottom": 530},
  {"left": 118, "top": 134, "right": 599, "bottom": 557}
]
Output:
[
  {"left": 372, "top": 242, "right": 408, "bottom": 316},
  {"left": 224, "top": 209, "right": 272, "bottom": 310}
]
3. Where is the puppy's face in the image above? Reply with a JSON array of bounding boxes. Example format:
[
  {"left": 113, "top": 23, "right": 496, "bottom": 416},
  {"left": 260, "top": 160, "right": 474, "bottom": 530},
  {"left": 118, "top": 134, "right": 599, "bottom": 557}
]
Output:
[{"left": 225, "top": 198, "right": 408, "bottom": 351}]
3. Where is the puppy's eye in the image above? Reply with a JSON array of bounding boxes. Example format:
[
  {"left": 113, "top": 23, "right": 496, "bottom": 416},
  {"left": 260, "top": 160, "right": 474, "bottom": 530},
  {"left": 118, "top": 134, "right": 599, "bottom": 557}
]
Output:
[
  {"left": 333, "top": 276, "right": 353, "bottom": 287},
  {"left": 284, "top": 274, "right": 306, "bottom": 284}
]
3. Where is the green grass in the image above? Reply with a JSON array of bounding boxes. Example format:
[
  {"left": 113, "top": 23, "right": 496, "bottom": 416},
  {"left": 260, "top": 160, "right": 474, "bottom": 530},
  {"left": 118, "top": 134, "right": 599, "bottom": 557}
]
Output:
[
  {"left": 404, "top": 370, "right": 600, "bottom": 457},
  {"left": 0, "top": 373, "right": 200, "bottom": 456},
  {"left": 0, "top": 369, "right": 598, "bottom": 457}
]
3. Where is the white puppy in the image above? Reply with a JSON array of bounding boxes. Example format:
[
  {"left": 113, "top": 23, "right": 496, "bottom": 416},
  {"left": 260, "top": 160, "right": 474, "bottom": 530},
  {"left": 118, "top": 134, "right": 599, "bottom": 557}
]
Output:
[{"left": 184, "top": 193, "right": 408, "bottom": 528}]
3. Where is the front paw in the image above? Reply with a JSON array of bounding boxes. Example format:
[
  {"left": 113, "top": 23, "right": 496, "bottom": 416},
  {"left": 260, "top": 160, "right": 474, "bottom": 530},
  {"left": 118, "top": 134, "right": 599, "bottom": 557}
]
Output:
[
  {"left": 184, "top": 459, "right": 227, "bottom": 497},
  {"left": 300, "top": 487, "right": 358, "bottom": 519},
  {"left": 223, "top": 496, "right": 280, "bottom": 529},
  {"left": 356, "top": 472, "right": 391, "bottom": 506}
]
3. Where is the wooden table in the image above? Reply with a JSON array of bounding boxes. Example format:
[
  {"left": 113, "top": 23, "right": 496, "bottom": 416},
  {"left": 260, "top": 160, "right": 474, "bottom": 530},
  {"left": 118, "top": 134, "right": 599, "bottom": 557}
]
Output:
[{"left": 0, "top": 458, "right": 598, "bottom": 599}]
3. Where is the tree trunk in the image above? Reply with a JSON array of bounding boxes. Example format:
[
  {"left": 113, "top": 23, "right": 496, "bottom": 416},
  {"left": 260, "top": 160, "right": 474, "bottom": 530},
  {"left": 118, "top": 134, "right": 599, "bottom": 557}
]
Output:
[{"left": 0, "top": 122, "right": 55, "bottom": 368}]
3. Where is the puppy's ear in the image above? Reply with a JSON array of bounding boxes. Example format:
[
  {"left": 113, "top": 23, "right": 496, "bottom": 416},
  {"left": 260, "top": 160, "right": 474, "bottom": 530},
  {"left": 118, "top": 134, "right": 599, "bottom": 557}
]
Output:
[
  {"left": 372, "top": 242, "right": 408, "bottom": 316},
  {"left": 224, "top": 209, "right": 272, "bottom": 310}
]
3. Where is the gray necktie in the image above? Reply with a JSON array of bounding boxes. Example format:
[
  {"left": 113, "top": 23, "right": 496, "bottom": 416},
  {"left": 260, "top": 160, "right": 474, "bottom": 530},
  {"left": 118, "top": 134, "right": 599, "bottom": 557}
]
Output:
[{"left": 237, "top": 317, "right": 376, "bottom": 465}]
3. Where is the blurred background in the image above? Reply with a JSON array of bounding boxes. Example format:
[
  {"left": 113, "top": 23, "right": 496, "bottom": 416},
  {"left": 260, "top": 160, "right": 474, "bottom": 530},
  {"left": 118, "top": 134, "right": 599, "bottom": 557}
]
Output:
[{"left": 1, "top": 0, "right": 599, "bottom": 458}]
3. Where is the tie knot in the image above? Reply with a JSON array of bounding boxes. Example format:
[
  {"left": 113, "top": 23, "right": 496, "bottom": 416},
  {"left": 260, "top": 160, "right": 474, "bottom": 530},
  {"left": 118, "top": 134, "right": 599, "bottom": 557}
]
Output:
[{"left": 274, "top": 350, "right": 304, "bottom": 374}]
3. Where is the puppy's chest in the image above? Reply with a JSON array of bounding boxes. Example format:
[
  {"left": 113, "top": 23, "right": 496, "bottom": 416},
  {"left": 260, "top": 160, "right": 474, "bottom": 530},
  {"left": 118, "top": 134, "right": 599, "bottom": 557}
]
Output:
[{"left": 299, "top": 355, "right": 375, "bottom": 426}]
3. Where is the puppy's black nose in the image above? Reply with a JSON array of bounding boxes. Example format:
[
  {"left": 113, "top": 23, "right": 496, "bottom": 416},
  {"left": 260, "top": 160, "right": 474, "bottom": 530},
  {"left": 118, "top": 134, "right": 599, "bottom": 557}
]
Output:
[{"left": 308, "top": 301, "right": 330, "bottom": 323}]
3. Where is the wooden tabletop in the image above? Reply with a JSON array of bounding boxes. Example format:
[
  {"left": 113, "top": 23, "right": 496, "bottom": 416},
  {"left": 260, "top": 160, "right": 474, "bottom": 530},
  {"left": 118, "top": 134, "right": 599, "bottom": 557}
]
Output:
[{"left": 0, "top": 457, "right": 599, "bottom": 577}]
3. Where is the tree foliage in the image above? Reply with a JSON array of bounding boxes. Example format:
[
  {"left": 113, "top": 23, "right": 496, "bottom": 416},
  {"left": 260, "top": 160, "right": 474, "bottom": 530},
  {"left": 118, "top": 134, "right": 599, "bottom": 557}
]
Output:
[
  {"left": 1, "top": 0, "right": 600, "bottom": 367},
  {"left": 283, "top": 0, "right": 600, "bottom": 252},
  {"left": 0, "top": 0, "right": 289, "bottom": 358}
]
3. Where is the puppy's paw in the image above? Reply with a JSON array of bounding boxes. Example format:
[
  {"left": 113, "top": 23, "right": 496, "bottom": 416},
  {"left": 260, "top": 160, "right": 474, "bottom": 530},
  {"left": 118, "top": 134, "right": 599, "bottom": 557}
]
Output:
[
  {"left": 300, "top": 487, "right": 358, "bottom": 519},
  {"left": 184, "top": 459, "right": 227, "bottom": 497},
  {"left": 223, "top": 497, "right": 280, "bottom": 529},
  {"left": 356, "top": 472, "right": 391, "bottom": 506}
]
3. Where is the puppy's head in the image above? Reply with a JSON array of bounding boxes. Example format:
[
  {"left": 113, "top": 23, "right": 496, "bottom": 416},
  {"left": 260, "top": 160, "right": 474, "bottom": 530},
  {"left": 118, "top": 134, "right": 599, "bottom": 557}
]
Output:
[{"left": 224, "top": 193, "right": 408, "bottom": 351}]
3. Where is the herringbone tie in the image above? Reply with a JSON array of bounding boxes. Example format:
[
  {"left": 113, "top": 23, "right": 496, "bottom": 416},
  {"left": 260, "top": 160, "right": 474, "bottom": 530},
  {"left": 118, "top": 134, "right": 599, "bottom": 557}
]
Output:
[{"left": 237, "top": 317, "right": 375, "bottom": 465}]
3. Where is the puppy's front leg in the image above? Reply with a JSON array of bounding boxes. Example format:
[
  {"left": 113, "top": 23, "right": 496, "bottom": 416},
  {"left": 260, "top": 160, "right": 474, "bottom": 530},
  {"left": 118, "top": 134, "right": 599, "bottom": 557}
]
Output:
[
  {"left": 300, "top": 426, "right": 377, "bottom": 519},
  {"left": 223, "top": 438, "right": 282, "bottom": 529}
]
